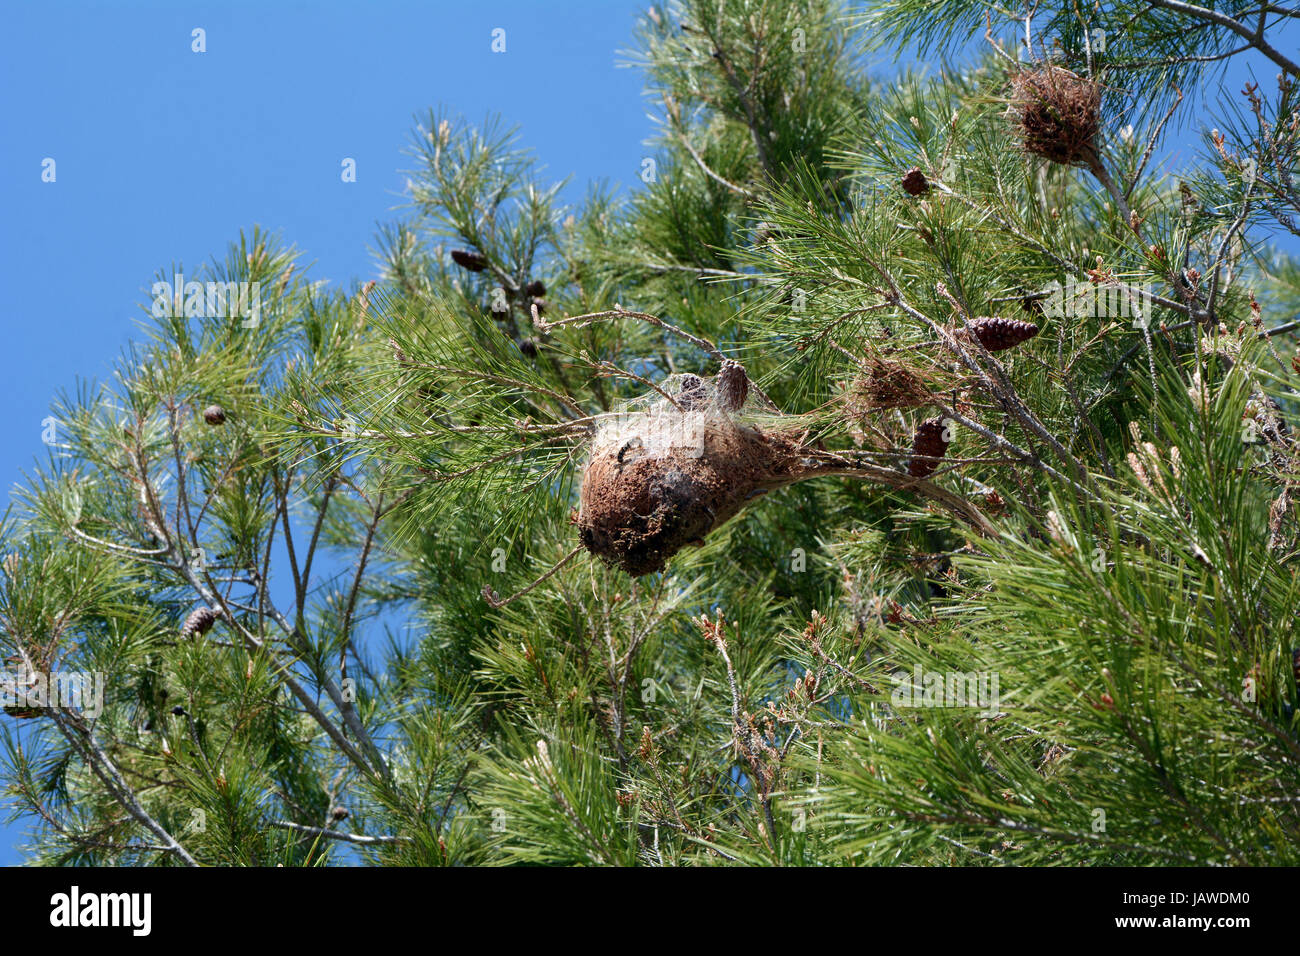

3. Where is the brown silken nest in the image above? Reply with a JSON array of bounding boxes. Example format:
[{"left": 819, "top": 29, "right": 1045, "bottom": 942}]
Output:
[
  {"left": 578, "top": 416, "right": 808, "bottom": 576},
  {"left": 1008, "top": 66, "right": 1102, "bottom": 167},
  {"left": 574, "top": 363, "right": 996, "bottom": 577},
  {"left": 577, "top": 365, "right": 814, "bottom": 576},
  {"left": 846, "top": 357, "right": 935, "bottom": 414}
]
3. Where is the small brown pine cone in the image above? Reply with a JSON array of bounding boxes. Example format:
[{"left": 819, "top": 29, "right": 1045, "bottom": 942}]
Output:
[
  {"left": 715, "top": 360, "right": 749, "bottom": 412},
  {"left": 203, "top": 405, "right": 227, "bottom": 426},
  {"left": 330, "top": 806, "right": 349, "bottom": 822},
  {"left": 901, "top": 167, "right": 930, "bottom": 196},
  {"left": 181, "top": 606, "right": 221, "bottom": 639},
  {"left": 523, "top": 279, "right": 546, "bottom": 298},
  {"left": 969, "top": 316, "right": 1039, "bottom": 352},
  {"left": 908, "top": 417, "right": 950, "bottom": 478},
  {"left": 676, "top": 374, "right": 709, "bottom": 410},
  {"left": 450, "top": 249, "right": 489, "bottom": 272},
  {"left": 519, "top": 337, "right": 539, "bottom": 358}
]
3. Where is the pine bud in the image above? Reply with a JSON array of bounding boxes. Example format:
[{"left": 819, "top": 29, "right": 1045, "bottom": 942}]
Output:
[
  {"left": 638, "top": 726, "right": 653, "bottom": 761},
  {"left": 901, "top": 167, "right": 930, "bottom": 196},
  {"left": 450, "top": 249, "right": 488, "bottom": 272}
]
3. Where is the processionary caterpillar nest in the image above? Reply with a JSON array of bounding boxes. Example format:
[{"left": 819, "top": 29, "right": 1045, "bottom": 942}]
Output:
[
  {"left": 577, "top": 361, "right": 816, "bottom": 576},
  {"left": 1008, "top": 66, "right": 1103, "bottom": 168},
  {"left": 576, "top": 360, "right": 995, "bottom": 576}
]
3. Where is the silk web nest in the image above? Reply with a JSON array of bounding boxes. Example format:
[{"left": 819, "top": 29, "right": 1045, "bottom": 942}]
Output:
[{"left": 576, "top": 360, "right": 814, "bottom": 576}]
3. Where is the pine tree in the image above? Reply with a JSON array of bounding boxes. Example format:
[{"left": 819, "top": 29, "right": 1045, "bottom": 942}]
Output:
[{"left": 3, "top": 0, "right": 1299, "bottom": 866}]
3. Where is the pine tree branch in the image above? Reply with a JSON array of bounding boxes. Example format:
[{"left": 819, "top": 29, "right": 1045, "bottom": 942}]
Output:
[
  {"left": 1146, "top": 0, "right": 1300, "bottom": 76},
  {"left": 271, "top": 820, "right": 410, "bottom": 845},
  {"left": 47, "top": 709, "right": 198, "bottom": 867}
]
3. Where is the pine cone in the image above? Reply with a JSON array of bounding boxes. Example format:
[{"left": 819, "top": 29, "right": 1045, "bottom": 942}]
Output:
[
  {"left": 715, "top": 360, "right": 749, "bottom": 412},
  {"left": 450, "top": 249, "right": 489, "bottom": 272},
  {"left": 330, "top": 806, "right": 349, "bottom": 822},
  {"left": 181, "top": 606, "right": 221, "bottom": 639},
  {"left": 519, "top": 337, "right": 539, "bottom": 358},
  {"left": 523, "top": 279, "right": 546, "bottom": 298},
  {"left": 677, "top": 374, "right": 709, "bottom": 410},
  {"left": 202, "top": 405, "right": 227, "bottom": 426},
  {"left": 901, "top": 167, "right": 930, "bottom": 196},
  {"left": 969, "top": 316, "right": 1039, "bottom": 352},
  {"left": 908, "top": 417, "right": 950, "bottom": 478}
]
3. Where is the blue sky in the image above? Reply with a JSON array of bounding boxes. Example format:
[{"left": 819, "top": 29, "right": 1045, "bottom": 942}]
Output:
[
  {"left": 0, "top": 0, "right": 654, "bottom": 866},
  {"left": 1, "top": 1, "right": 1296, "bottom": 865}
]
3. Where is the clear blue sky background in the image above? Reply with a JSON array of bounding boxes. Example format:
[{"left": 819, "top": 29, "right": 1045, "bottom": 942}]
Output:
[
  {"left": 0, "top": 0, "right": 654, "bottom": 866},
  {"left": 1, "top": 1, "right": 1295, "bottom": 865}
]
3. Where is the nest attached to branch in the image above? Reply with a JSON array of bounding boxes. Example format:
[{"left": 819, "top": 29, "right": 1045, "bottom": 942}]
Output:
[
  {"left": 577, "top": 362, "right": 813, "bottom": 575},
  {"left": 846, "top": 357, "right": 935, "bottom": 414},
  {"left": 1008, "top": 66, "right": 1103, "bottom": 168},
  {"left": 576, "top": 360, "right": 995, "bottom": 576}
]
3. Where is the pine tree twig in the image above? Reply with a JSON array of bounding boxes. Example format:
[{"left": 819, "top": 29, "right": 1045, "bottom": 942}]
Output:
[
  {"left": 704, "top": 27, "right": 776, "bottom": 180},
  {"left": 1204, "top": 178, "right": 1257, "bottom": 325},
  {"left": 271, "top": 820, "right": 410, "bottom": 845},
  {"left": 538, "top": 307, "right": 780, "bottom": 410},
  {"left": 1147, "top": 0, "right": 1300, "bottom": 77},
  {"left": 47, "top": 708, "right": 198, "bottom": 867},
  {"left": 117, "top": 451, "right": 388, "bottom": 782},
  {"left": 191, "top": 589, "right": 381, "bottom": 780},
  {"left": 867, "top": 262, "right": 1094, "bottom": 495},
  {"left": 483, "top": 544, "right": 584, "bottom": 609},
  {"left": 129, "top": 432, "right": 394, "bottom": 785},
  {"left": 1126, "top": 86, "right": 1184, "bottom": 200},
  {"left": 1086, "top": 154, "right": 1139, "bottom": 236},
  {"left": 675, "top": 127, "right": 758, "bottom": 199},
  {"left": 700, "top": 613, "right": 780, "bottom": 856}
]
